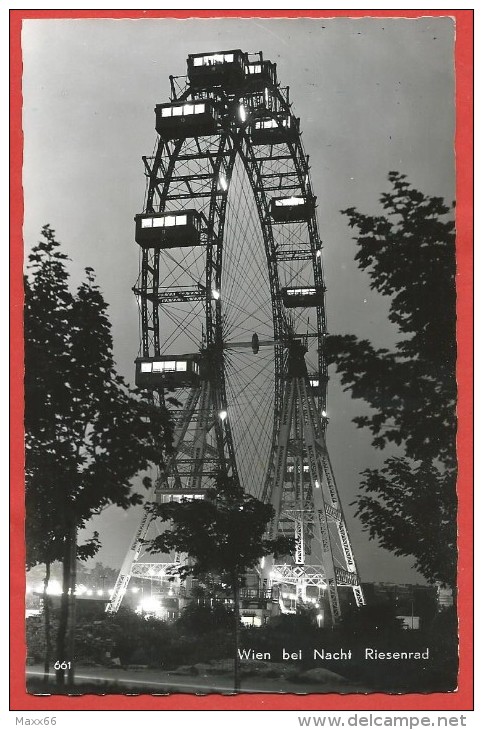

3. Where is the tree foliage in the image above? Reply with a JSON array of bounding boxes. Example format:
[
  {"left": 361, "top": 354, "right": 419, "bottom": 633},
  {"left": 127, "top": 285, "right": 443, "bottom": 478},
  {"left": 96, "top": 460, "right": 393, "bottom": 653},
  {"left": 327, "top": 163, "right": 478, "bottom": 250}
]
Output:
[
  {"left": 146, "top": 473, "right": 292, "bottom": 689},
  {"left": 25, "top": 225, "right": 172, "bottom": 566},
  {"left": 146, "top": 474, "right": 291, "bottom": 586},
  {"left": 325, "top": 173, "right": 457, "bottom": 586},
  {"left": 175, "top": 602, "right": 235, "bottom": 635},
  {"left": 356, "top": 458, "right": 457, "bottom": 583},
  {"left": 24, "top": 225, "right": 173, "bottom": 682}
]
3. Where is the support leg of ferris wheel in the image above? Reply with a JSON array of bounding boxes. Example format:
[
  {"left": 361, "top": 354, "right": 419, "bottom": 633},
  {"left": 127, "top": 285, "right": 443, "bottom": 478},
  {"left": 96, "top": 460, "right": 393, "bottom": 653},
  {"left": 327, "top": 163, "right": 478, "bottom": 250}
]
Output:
[
  {"left": 260, "top": 374, "right": 294, "bottom": 597},
  {"left": 296, "top": 372, "right": 342, "bottom": 624},
  {"left": 105, "top": 385, "right": 201, "bottom": 613},
  {"left": 105, "top": 477, "right": 157, "bottom": 614},
  {"left": 293, "top": 398, "right": 307, "bottom": 603},
  {"left": 297, "top": 376, "right": 365, "bottom": 609},
  {"left": 262, "top": 341, "right": 364, "bottom": 625},
  {"left": 187, "top": 378, "right": 212, "bottom": 492},
  {"left": 156, "top": 386, "right": 201, "bottom": 495}
]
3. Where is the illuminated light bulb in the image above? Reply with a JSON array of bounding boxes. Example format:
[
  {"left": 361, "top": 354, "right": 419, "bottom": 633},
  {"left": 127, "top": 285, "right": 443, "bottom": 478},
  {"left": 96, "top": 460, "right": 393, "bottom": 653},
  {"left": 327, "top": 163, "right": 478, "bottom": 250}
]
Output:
[
  {"left": 131, "top": 586, "right": 140, "bottom": 593},
  {"left": 219, "top": 410, "right": 227, "bottom": 421},
  {"left": 260, "top": 557, "right": 265, "bottom": 569},
  {"left": 47, "top": 580, "right": 62, "bottom": 596},
  {"left": 218, "top": 174, "right": 228, "bottom": 191},
  {"left": 140, "top": 597, "right": 161, "bottom": 613},
  {"left": 212, "top": 289, "right": 220, "bottom": 300},
  {"left": 316, "top": 249, "right": 322, "bottom": 258},
  {"left": 97, "top": 589, "right": 103, "bottom": 596},
  {"left": 239, "top": 104, "right": 246, "bottom": 122},
  {"left": 321, "top": 410, "right": 327, "bottom": 418},
  {"left": 315, "top": 480, "right": 320, "bottom": 489}
]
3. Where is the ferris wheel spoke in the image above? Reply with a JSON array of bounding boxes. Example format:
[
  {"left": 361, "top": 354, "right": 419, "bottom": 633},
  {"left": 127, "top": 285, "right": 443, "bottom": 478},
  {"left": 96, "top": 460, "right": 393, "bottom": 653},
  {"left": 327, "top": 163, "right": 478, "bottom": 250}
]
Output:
[
  {"left": 225, "top": 352, "right": 274, "bottom": 399},
  {"left": 224, "top": 360, "right": 276, "bottom": 423},
  {"left": 222, "top": 255, "right": 271, "bottom": 328},
  {"left": 160, "top": 305, "right": 204, "bottom": 350},
  {"left": 160, "top": 247, "right": 207, "bottom": 285},
  {"left": 223, "top": 277, "right": 271, "bottom": 330},
  {"left": 220, "top": 296, "right": 274, "bottom": 336},
  {"left": 224, "top": 372, "right": 275, "bottom": 498}
]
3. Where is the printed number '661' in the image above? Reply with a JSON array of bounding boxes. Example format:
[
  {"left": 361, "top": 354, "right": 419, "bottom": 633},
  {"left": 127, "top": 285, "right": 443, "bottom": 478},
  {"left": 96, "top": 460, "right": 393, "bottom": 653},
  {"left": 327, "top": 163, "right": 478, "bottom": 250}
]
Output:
[{"left": 53, "top": 661, "right": 71, "bottom": 670}]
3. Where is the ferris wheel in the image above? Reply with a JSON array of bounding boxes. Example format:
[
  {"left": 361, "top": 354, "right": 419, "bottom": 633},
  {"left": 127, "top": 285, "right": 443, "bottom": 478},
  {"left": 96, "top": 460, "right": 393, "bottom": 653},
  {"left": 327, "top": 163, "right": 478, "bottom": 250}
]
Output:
[{"left": 107, "top": 50, "right": 364, "bottom": 624}]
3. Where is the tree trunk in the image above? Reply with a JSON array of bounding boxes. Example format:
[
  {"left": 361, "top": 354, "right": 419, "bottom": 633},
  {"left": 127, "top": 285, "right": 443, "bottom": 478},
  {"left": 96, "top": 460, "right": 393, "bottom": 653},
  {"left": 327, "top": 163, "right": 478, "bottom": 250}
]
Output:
[
  {"left": 42, "top": 561, "right": 51, "bottom": 686},
  {"left": 67, "top": 524, "right": 77, "bottom": 688},
  {"left": 56, "top": 536, "right": 71, "bottom": 687},
  {"left": 233, "top": 580, "right": 241, "bottom": 691}
]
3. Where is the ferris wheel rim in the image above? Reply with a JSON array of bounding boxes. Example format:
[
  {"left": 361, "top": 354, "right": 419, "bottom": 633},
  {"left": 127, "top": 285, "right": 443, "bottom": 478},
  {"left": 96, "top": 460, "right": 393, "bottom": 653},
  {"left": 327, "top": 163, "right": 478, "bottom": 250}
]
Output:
[{"left": 137, "top": 72, "right": 328, "bottom": 499}]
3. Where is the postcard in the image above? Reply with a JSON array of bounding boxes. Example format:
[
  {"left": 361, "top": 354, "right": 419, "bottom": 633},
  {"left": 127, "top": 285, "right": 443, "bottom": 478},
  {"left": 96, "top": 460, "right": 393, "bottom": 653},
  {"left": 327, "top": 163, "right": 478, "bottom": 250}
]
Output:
[{"left": 10, "top": 8, "right": 473, "bottom": 715}]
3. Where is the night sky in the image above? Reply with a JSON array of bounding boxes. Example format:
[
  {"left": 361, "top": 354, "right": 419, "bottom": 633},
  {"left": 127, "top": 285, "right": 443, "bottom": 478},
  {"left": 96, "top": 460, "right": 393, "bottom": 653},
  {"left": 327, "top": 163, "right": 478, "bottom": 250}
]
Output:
[{"left": 22, "top": 16, "right": 455, "bottom": 584}]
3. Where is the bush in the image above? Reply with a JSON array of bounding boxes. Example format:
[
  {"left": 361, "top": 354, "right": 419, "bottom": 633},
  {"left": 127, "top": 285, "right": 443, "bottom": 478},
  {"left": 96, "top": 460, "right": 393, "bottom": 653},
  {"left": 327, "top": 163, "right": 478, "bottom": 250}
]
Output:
[{"left": 175, "top": 602, "right": 235, "bottom": 635}]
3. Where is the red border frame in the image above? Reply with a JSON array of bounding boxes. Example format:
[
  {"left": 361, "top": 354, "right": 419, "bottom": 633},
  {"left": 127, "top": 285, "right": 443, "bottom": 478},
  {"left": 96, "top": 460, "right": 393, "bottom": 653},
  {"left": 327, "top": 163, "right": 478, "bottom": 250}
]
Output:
[{"left": 10, "top": 8, "right": 473, "bottom": 712}]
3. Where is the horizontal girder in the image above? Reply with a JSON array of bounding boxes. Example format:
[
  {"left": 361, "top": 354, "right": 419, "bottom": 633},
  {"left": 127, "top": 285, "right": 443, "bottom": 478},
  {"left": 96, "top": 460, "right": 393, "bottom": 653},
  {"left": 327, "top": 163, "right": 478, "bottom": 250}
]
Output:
[
  {"left": 271, "top": 564, "right": 327, "bottom": 588},
  {"left": 134, "top": 286, "right": 206, "bottom": 303},
  {"left": 131, "top": 563, "right": 181, "bottom": 579}
]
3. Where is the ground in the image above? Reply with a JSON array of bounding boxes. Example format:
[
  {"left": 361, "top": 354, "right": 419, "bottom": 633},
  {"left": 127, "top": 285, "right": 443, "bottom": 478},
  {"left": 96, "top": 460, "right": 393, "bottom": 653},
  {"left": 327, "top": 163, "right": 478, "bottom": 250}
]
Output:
[{"left": 26, "top": 661, "right": 372, "bottom": 695}]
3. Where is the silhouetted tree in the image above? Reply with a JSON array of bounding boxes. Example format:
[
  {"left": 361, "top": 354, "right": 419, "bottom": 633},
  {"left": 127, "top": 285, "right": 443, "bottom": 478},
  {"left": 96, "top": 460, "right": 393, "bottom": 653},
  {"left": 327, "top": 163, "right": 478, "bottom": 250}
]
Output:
[
  {"left": 337, "top": 603, "right": 404, "bottom": 637},
  {"left": 88, "top": 562, "right": 119, "bottom": 591},
  {"left": 176, "top": 602, "right": 235, "bottom": 635},
  {"left": 146, "top": 474, "right": 292, "bottom": 690},
  {"left": 326, "top": 173, "right": 456, "bottom": 587},
  {"left": 24, "top": 225, "right": 173, "bottom": 686}
]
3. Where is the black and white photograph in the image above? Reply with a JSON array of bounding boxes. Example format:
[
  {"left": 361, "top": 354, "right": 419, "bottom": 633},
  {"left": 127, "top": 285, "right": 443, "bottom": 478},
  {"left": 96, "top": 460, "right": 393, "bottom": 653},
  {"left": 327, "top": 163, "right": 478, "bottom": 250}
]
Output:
[{"left": 20, "top": 13, "right": 460, "bottom": 699}]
